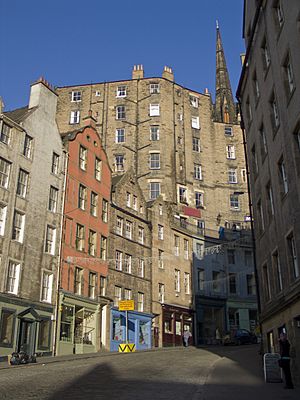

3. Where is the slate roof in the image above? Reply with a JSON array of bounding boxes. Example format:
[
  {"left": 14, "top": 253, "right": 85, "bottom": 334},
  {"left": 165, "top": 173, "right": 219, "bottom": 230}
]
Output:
[{"left": 4, "top": 106, "right": 36, "bottom": 124}]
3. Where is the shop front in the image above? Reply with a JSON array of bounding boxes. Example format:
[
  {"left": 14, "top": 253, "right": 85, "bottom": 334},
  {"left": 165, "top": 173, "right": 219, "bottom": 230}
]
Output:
[
  {"left": 110, "top": 308, "right": 152, "bottom": 352},
  {"left": 161, "top": 304, "right": 194, "bottom": 347}
]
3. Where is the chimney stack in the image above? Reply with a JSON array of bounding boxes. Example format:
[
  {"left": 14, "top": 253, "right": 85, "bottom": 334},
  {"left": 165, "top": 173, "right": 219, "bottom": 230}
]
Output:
[
  {"left": 29, "top": 76, "right": 57, "bottom": 116},
  {"left": 132, "top": 65, "right": 144, "bottom": 80},
  {"left": 82, "top": 109, "right": 97, "bottom": 128},
  {"left": 162, "top": 66, "right": 174, "bottom": 82}
]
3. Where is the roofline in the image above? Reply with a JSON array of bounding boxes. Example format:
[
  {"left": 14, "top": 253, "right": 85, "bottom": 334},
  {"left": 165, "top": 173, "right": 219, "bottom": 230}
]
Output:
[{"left": 56, "top": 76, "right": 212, "bottom": 99}]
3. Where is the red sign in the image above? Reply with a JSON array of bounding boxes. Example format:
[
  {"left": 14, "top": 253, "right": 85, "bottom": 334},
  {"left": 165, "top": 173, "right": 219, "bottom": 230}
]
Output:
[{"left": 183, "top": 206, "right": 201, "bottom": 218}]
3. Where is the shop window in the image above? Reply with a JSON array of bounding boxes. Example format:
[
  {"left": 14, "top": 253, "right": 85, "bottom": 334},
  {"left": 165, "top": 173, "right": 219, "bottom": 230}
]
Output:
[
  {"left": 60, "top": 305, "right": 74, "bottom": 342},
  {"left": 0, "top": 309, "right": 15, "bottom": 346},
  {"left": 38, "top": 319, "right": 51, "bottom": 349}
]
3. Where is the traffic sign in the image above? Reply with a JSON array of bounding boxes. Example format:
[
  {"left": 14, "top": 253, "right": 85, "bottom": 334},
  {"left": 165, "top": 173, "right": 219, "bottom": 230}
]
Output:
[{"left": 118, "top": 343, "right": 136, "bottom": 353}]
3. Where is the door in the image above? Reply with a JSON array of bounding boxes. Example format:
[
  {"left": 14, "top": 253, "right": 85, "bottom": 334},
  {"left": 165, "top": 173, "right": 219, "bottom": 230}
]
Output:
[{"left": 18, "top": 319, "right": 35, "bottom": 355}]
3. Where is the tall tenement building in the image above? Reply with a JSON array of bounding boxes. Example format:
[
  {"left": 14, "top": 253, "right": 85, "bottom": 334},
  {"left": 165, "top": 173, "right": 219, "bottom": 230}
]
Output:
[{"left": 238, "top": 0, "right": 300, "bottom": 384}]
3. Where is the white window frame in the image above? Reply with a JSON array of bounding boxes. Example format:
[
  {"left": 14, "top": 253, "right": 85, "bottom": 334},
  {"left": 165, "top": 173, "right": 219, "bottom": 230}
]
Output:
[
  {"left": 116, "top": 251, "right": 122, "bottom": 271},
  {"left": 226, "top": 145, "right": 236, "bottom": 159},
  {"left": 70, "top": 110, "right": 80, "bottom": 124},
  {"left": 6, "top": 261, "right": 21, "bottom": 295},
  {"left": 0, "top": 157, "right": 11, "bottom": 189},
  {"left": 195, "top": 191, "right": 204, "bottom": 208},
  {"left": 175, "top": 269, "right": 180, "bottom": 292},
  {"left": 0, "top": 123, "right": 11, "bottom": 145},
  {"left": 194, "top": 164, "right": 202, "bottom": 180},
  {"left": 190, "top": 95, "right": 199, "bottom": 108},
  {"left": 116, "top": 85, "right": 127, "bottom": 98},
  {"left": 149, "top": 153, "right": 160, "bottom": 169},
  {"left": 179, "top": 187, "right": 187, "bottom": 203},
  {"left": 71, "top": 91, "right": 82, "bottom": 102},
  {"left": 158, "top": 225, "right": 164, "bottom": 240},
  {"left": 52, "top": 152, "right": 59, "bottom": 175},
  {"left": 79, "top": 146, "right": 87, "bottom": 170},
  {"left": 45, "top": 225, "right": 56, "bottom": 255},
  {"left": 0, "top": 203, "right": 7, "bottom": 236},
  {"left": 90, "top": 192, "right": 98, "bottom": 217},
  {"left": 150, "top": 125, "right": 159, "bottom": 141},
  {"left": 75, "top": 223, "right": 85, "bottom": 251},
  {"left": 138, "top": 258, "right": 145, "bottom": 278},
  {"left": 184, "top": 272, "right": 190, "bottom": 294},
  {"left": 12, "top": 211, "right": 25, "bottom": 243},
  {"left": 116, "top": 216, "right": 123, "bottom": 235},
  {"left": 126, "top": 192, "right": 131, "bottom": 207},
  {"left": 150, "top": 83, "right": 160, "bottom": 94},
  {"left": 95, "top": 157, "right": 102, "bottom": 181},
  {"left": 125, "top": 220, "right": 132, "bottom": 239},
  {"left": 23, "top": 134, "right": 33, "bottom": 159},
  {"left": 124, "top": 254, "right": 132, "bottom": 274},
  {"left": 230, "top": 194, "right": 240, "bottom": 210},
  {"left": 158, "top": 283, "right": 165, "bottom": 303},
  {"left": 228, "top": 169, "right": 238, "bottom": 184},
  {"left": 88, "top": 230, "right": 97, "bottom": 256},
  {"left": 114, "top": 286, "right": 122, "bottom": 307},
  {"left": 149, "top": 182, "right": 160, "bottom": 200},
  {"left": 17, "top": 169, "right": 29, "bottom": 198},
  {"left": 149, "top": 104, "right": 160, "bottom": 117},
  {"left": 137, "top": 292, "right": 144, "bottom": 312},
  {"left": 115, "top": 154, "right": 124, "bottom": 172},
  {"left": 49, "top": 186, "right": 59, "bottom": 212},
  {"left": 174, "top": 235, "right": 179, "bottom": 256},
  {"left": 132, "top": 195, "right": 137, "bottom": 211},
  {"left": 124, "top": 288, "right": 132, "bottom": 300},
  {"left": 115, "top": 128, "right": 125, "bottom": 143},
  {"left": 116, "top": 105, "right": 126, "bottom": 120},
  {"left": 191, "top": 116, "right": 200, "bottom": 129},
  {"left": 41, "top": 272, "right": 53, "bottom": 303},
  {"left": 138, "top": 226, "right": 144, "bottom": 244},
  {"left": 192, "top": 137, "right": 200, "bottom": 152}
]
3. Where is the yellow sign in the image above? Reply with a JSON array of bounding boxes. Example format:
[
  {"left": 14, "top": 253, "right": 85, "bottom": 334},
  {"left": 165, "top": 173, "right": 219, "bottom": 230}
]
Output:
[
  {"left": 119, "top": 300, "right": 134, "bottom": 311},
  {"left": 118, "top": 343, "right": 136, "bottom": 353}
]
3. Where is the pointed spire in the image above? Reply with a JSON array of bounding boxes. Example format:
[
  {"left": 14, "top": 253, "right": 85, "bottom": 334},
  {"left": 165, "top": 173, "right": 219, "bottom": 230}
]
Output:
[{"left": 214, "top": 24, "right": 236, "bottom": 124}]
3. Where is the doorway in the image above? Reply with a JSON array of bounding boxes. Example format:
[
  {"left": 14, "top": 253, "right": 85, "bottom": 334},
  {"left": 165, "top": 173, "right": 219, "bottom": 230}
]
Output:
[{"left": 18, "top": 319, "right": 35, "bottom": 355}]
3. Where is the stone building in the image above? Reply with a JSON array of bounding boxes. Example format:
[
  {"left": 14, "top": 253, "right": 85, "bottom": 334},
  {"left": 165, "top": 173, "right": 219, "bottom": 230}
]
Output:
[
  {"left": 0, "top": 79, "right": 65, "bottom": 358},
  {"left": 237, "top": 0, "right": 300, "bottom": 383},
  {"left": 108, "top": 170, "right": 152, "bottom": 351},
  {"left": 56, "top": 113, "right": 112, "bottom": 355}
]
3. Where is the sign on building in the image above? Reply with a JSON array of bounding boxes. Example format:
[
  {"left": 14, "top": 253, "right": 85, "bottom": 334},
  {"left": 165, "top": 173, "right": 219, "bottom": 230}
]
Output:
[{"left": 263, "top": 353, "right": 282, "bottom": 383}]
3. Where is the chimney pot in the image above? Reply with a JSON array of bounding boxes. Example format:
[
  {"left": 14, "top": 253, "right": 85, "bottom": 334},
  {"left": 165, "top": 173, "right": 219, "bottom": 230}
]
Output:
[{"left": 132, "top": 64, "right": 144, "bottom": 80}]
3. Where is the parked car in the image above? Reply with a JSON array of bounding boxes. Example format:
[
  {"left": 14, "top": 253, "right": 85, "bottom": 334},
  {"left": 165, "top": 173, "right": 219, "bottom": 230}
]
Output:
[{"left": 223, "top": 329, "right": 257, "bottom": 345}]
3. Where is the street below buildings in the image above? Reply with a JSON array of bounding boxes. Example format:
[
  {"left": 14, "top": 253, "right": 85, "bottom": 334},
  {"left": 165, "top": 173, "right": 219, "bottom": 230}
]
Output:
[{"left": 0, "top": 345, "right": 299, "bottom": 400}]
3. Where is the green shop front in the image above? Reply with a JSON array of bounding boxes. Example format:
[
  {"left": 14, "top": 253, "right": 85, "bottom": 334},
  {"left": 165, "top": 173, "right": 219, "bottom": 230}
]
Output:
[{"left": 56, "top": 291, "right": 101, "bottom": 355}]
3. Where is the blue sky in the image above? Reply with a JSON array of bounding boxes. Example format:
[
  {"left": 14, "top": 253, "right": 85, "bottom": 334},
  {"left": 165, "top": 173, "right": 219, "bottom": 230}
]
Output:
[{"left": 0, "top": 0, "right": 245, "bottom": 111}]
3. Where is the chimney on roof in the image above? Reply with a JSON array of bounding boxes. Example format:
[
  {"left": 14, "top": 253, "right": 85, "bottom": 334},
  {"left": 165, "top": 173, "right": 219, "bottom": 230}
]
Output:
[
  {"left": 0, "top": 97, "right": 4, "bottom": 114},
  {"left": 82, "top": 109, "right": 97, "bottom": 128},
  {"left": 204, "top": 88, "right": 210, "bottom": 96},
  {"left": 162, "top": 66, "right": 174, "bottom": 82},
  {"left": 29, "top": 76, "right": 57, "bottom": 117},
  {"left": 132, "top": 64, "right": 144, "bottom": 80}
]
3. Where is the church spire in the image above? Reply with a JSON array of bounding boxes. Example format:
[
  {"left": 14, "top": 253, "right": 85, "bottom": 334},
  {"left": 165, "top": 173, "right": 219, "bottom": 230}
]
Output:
[{"left": 214, "top": 24, "right": 236, "bottom": 124}]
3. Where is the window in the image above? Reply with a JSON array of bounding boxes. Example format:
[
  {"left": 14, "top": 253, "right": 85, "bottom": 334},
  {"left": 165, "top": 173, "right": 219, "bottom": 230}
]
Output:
[
  {"left": 228, "top": 169, "right": 237, "bottom": 183},
  {"left": 262, "top": 39, "right": 271, "bottom": 70},
  {"left": 251, "top": 145, "right": 259, "bottom": 176},
  {"left": 115, "top": 154, "right": 124, "bottom": 171},
  {"left": 79, "top": 146, "right": 87, "bottom": 170},
  {"left": 149, "top": 153, "right": 160, "bottom": 169},
  {"left": 158, "top": 224, "right": 164, "bottom": 240},
  {"left": 183, "top": 272, "right": 191, "bottom": 294},
  {"left": 278, "top": 157, "right": 288, "bottom": 195},
  {"left": 270, "top": 94, "right": 280, "bottom": 130},
  {"left": 116, "top": 85, "right": 126, "bottom": 97},
  {"left": 195, "top": 191, "right": 204, "bottom": 208},
  {"left": 116, "top": 105, "right": 126, "bottom": 120},
  {"left": 184, "top": 239, "right": 189, "bottom": 260},
  {"left": 132, "top": 195, "right": 137, "bottom": 210},
  {"left": 124, "top": 288, "right": 132, "bottom": 300},
  {"left": 88, "top": 230, "right": 97, "bottom": 256},
  {"left": 158, "top": 283, "right": 165, "bottom": 303},
  {"left": 41, "top": 272, "right": 53, "bottom": 303},
  {"left": 241, "top": 169, "right": 247, "bottom": 183},
  {"left": 287, "top": 234, "right": 299, "bottom": 279},
  {"left": 23, "top": 134, "right": 33, "bottom": 158},
  {"left": 253, "top": 72, "right": 260, "bottom": 102},
  {"left": 224, "top": 126, "right": 233, "bottom": 136},
  {"left": 52, "top": 153, "right": 59, "bottom": 174},
  {"left": 6, "top": 261, "right": 20, "bottom": 294},
  {"left": 60, "top": 305, "right": 74, "bottom": 342},
  {"left": 198, "top": 269, "right": 205, "bottom": 291},
  {"left": 12, "top": 211, "right": 25, "bottom": 242},
  {"left": 125, "top": 220, "right": 132, "bottom": 239},
  {"left": 246, "top": 98, "right": 252, "bottom": 122},
  {"left": 138, "top": 259, "right": 144, "bottom": 277},
  {"left": 116, "top": 216, "right": 123, "bottom": 235},
  {"left": 194, "top": 164, "right": 202, "bottom": 180},
  {"left": 114, "top": 286, "right": 122, "bottom": 307},
  {"left": 100, "top": 236, "right": 107, "bottom": 260},
  {"left": 75, "top": 224, "right": 85, "bottom": 251},
  {"left": 88, "top": 272, "right": 97, "bottom": 299},
  {"left": 149, "top": 104, "right": 160, "bottom": 116},
  {"left": 47, "top": 186, "right": 58, "bottom": 213},
  {"left": 263, "top": 264, "right": 271, "bottom": 301},
  {"left": 260, "top": 126, "right": 268, "bottom": 158},
  {"left": 227, "top": 249, "right": 235, "bottom": 264},
  {"left": 116, "top": 250, "right": 122, "bottom": 271},
  {"left": 126, "top": 192, "right": 131, "bottom": 207},
  {"left": 190, "top": 95, "right": 199, "bottom": 108},
  {"left": 102, "top": 199, "right": 108, "bottom": 222},
  {"left": 74, "top": 267, "right": 84, "bottom": 295},
  {"left": 274, "top": 0, "right": 284, "bottom": 28},
  {"left": 192, "top": 137, "right": 200, "bottom": 152},
  {"left": 158, "top": 204, "right": 163, "bottom": 215},
  {"left": 175, "top": 269, "right": 180, "bottom": 292},
  {"left": 95, "top": 157, "right": 102, "bottom": 181},
  {"left": 138, "top": 226, "right": 144, "bottom": 244},
  {"left": 229, "top": 273, "right": 237, "bottom": 294},
  {"left": 0, "top": 157, "right": 11, "bottom": 188},
  {"left": 246, "top": 274, "right": 256, "bottom": 295},
  {"left": 100, "top": 276, "right": 107, "bottom": 296},
  {"left": 16, "top": 169, "right": 29, "bottom": 198},
  {"left": 137, "top": 292, "right": 144, "bottom": 312},
  {"left": 0, "top": 123, "right": 11, "bottom": 144},
  {"left": 257, "top": 200, "right": 265, "bottom": 233},
  {"left": 150, "top": 125, "right": 159, "bottom": 141},
  {"left": 95, "top": 91, "right": 101, "bottom": 97},
  {"left": 191, "top": 116, "right": 200, "bottom": 129},
  {"left": 212, "top": 271, "right": 221, "bottom": 292},
  {"left": 150, "top": 83, "right": 160, "bottom": 94},
  {"left": 174, "top": 235, "right": 179, "bottom": 256},
  {"left": 90, "top": 192, "right": 98, "bottom": 216},
  {"left": 272, "top": 251, "right": 283, "bottom": 292},
  {"left": 116, "top": 128, "right": 125, "bottom": 143},
  {"left": 266, "top": 183, "right": 275, "bottom": 219},
  {"left": 71, "top": 91, "right": 81, "bottom": 102},
  {"left": 70, "top": 110, "right": 80, "bottom": 124},
  {"left": 196, "top": 243, "right": 204, "bottom": 259},
  {"left": 158, "top": 250, "right": 164, "bottom": 269},
  {"left": 226, "top": 145, "right": 235, "bottom": 159},
  {"left": 179, "top": 187, "right": 187, "bottom": 203},
  {"left": 45, "top": 225, "right": 56, "bottom": 254},
  {"left": 283, "top": 53, "right": 295, "bottom": 95},
  {"left": 78, "top": 184, "right": 87, "bottom": 210},
  {"left": 197, "top": 220, "right": 205, "bottom": 236},
  {"left": 0, "top": 309, "right": 15, "bottom": 345},
  {"left": 0, "top": 204, "right": 7, "bottom": 235},
  {"left": 230, "top": 194, "right": 240, "bottom": 210},
  {"left": 149, "top": 182, "right": 160, "bottom": 199}
]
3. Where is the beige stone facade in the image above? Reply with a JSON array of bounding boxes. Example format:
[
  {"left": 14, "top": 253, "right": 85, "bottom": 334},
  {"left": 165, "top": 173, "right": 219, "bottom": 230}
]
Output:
[{"left": 238, "top": 0, "right": 300, "bottom": 384}]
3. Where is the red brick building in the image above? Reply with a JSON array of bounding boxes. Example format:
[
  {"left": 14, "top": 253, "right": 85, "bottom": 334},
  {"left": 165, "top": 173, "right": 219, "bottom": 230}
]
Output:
[{"left": 55, "top": 113, "right": 111, "bottom": 355}]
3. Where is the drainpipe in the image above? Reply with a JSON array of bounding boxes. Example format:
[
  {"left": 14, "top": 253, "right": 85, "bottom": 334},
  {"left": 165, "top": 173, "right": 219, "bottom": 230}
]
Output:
[{"left": 52, "top": 149, "right": 69, "bottom": 356}]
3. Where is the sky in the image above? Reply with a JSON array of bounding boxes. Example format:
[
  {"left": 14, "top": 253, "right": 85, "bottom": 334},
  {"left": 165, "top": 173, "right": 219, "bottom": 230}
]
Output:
[{"left": 0, "top": 0, "right": 245, "bottom": 111}]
